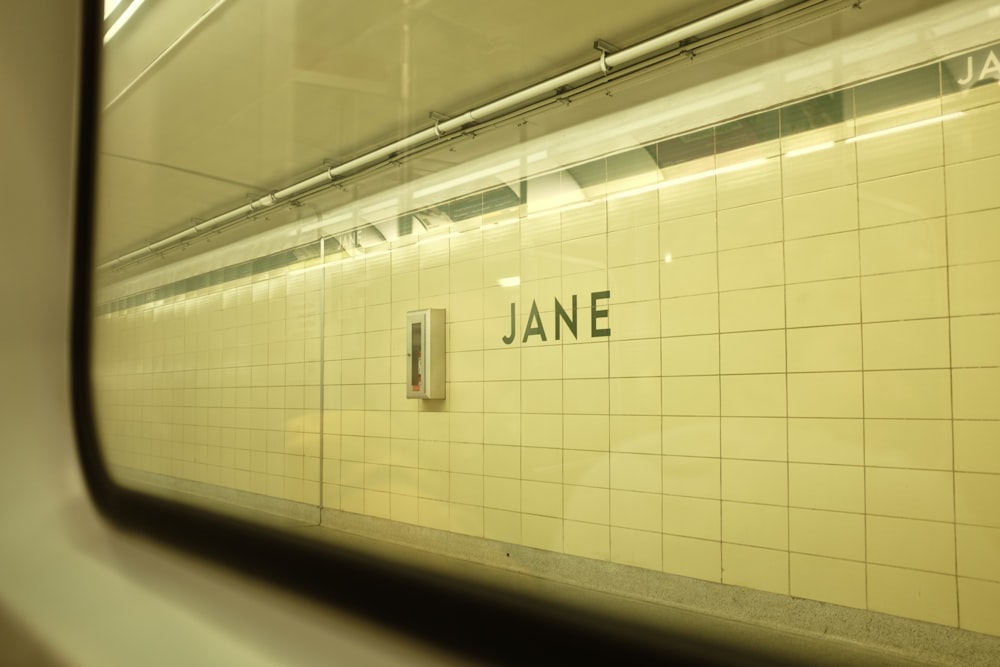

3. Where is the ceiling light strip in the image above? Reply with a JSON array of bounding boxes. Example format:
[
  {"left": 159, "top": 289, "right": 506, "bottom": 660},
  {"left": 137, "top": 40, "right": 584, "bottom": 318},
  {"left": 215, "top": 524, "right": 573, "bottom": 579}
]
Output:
[{"left": 97, "top": 0, "right": 797, "bottom": 272}]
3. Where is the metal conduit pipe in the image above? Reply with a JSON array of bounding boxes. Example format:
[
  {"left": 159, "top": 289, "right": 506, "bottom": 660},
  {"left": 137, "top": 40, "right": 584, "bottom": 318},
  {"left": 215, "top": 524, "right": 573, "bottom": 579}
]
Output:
[{"left": 99, "top": 0, "right": 793, "bottom": 272}]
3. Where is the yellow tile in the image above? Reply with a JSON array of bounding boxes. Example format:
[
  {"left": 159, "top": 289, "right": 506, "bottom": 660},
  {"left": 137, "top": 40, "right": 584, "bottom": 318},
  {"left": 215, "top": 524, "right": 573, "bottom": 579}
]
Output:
[
  {"left": 787, "top": 325, "right": 861, "bottom": 372},
  {"left": 608, "top": 190, "right": 657, "bottom": 232},
  {"left": 520, "top": 346, "right": 561, "bottom": 380},
  {"left": 858, "top": 168, "right": 945, "bottom": 229},
  {"left": 868, "top": 515, "right": 956, "bottom": 574},
  {"left": 865, "top": 419, "right": 952, "bottom": 470},
  {"left": 522, "top": 514, "right": 563, "bottom": 552},
  {"left": 564, "top": 450, "right": 609, "bottom": 488},
  {"left": 662, "top": 535, "right": 721, "bottom": 582},
  {"left": 956, "top": 472, "right": 1000, "bottom": 528},
  {"left": 789, "top": 463, "right": 864, "bottom": 513},
  {"left": 957, "top": 524, "right": 1000, "bottom": 582},
  {"left": 721, "top": 543, "right": 789, "bottom": 595},
  {"left": 521, "top": 380, "right": 561, "bottom": 414},
  {"left": 958, "top": 578, "right": 1000, "bottom": 636},
  {"left": 450, "top": 350, "right": 483, "bottom": 382},
  {"left": 610, "top": 339, "right": 661, "bottom": 377},
  {"left": 660, "top": 213, "right": 716, "bottom": 259},
  {"left": 522, "top": 480, "right": 562, "bottom": 517},
  {"left": 955, "top": 420, "right": 1000, "bottom": 474},
  {"left": 662, "top": 495, "right": 720, "bottom": 540},
  {"left": 786, "top": 278, "right": 860, "bottom": 328},
  {"left": 864, "top": 370, "right": 952, "bottom": 419},
  {"left": 610, "top": 526, "right": 661, "bottom": 570},
  {"left": 721, "top": 417, "right": 785, "bottom": 461},
  {"left": 948, "top": 210, "right": 1000, "bottom": 266},
  {"left": 783, "top": 185, "right": 858, "bottom": 240},
  {"left": 782, "top": 132, "right": 857, "bottom": 196},
  {"left": 450, "top": 502, "right": 485, "bottom": 537},
  {"left": 719, "top": 286, "right": 785, "bottom": 332},
  {"left": 716, "top": 154, "right": 781, "bottom": 209},
  {"left": 521, "top": 447, "right": 561, "bottom": 483},
  {"left": 662, "top": 293, "right": 719, "bottom": 336},
  {"left": 610, "top": 453, "right": 661, "bottom": 493},
  {"left": 722, "top": 459, "right": 786, "bottom": 505},
  {"left": 519, "top": 211, "right": 560, "bottom": 248},
  {"left": 483, "top": 350, "right": 520, "bottom": 384},
  {"left": 563, "top": 378, "right": 610, "bottom": 416},
  {"left": 608, "top": 224, "right": 659, "bottom": 268},
  {"left": 663, "top": 456, "right": 720, "bottom": 498},
  {"left": 450, "top": 414, "right": 483, "bottom": 445},
  {"left": 662, "top": 376, "right": 719, "bottom": 416},
  {"left": 867, "top": 467, "right": 954, "bottom": 522},
  {"left": 863, "top": 319, "right": 951, "bottom": 370},
  {"left": 946, "top": 154, "right": 1000, "bottom": 214},
  {"left": 945, "top": 100, "right": 1000, "bottom": 161},
  {"left": 564, "top": 484, "right": 609, "bottom": 523},
  {"left": 785, "top": 232, "right": 860, "bottom": 284},
  {"left": 610, "top": 300, "right": 660, "bottom": 341},
  {"left": 562, "top": 341, "right": 609, "bottom": 380},
  {"left": 720, "top": 330, "right": 785, "bottom": 374},
  {"left": 483, "top": 412, "right": 519, "bottom": 445},
  {"left": 717, "top": 199, "right": 782, "bottom": 250},
  {"left": 521, "top": 414, "right": 562, "bottom": 448},
  {"left": 609, "top": 263, "right": 659, "bottom": 304},
  {"left": 610, "top": 489, "right": 661, "bottom": 532},
  {"left": 562, "top": 235, "right": 607, "bottom": 276},
  {"left": 520, "top": 244, "right": 561, "bottom": 283},
  {"left": 563, "top": 414, "right": 609, "bottom": 452},
  {"left": 662, "top": 416, "right": 719, "bottom": 457},
  {"left": 450, "top": 473, "right": 483, "bottom": 507},
  {"left": 610, "top": 377, "right": 661, "bottom": 415},
  {"left": 611, "top": 415, "right": 661, "bottom": 454},
  {"left": 788, "top": 418, "right": 863, "bottom": 465},
  {"left": 562, "top": 200, "right": 606, "bottom": 241},
  {"left": 718, "top": 243, "right": 784, "bottom": 292},
  {"left": 952, "top": 315, "right": 1000, "bottom": 368},
  {"left": 950, "top": 261, "right": 1000, "bottom": 316},
  {"left": 483, "top": 476, "right": 519, "bottom": 511},
  {"left": 861, "top": 219, "right": 947, "bottom": 276},
  {"left": 867, "top": 564, "right": 958, "bottom": 627},
  {"left": 564, "top": 520, "right": 610, "bottom": 561},
  {"left": 790, "top": 553, "right": 866, "bottom": 609},
  {"left": 660, "top": 156, "right": 716, "bottom": 219},
  {"left": 483, "top": 508, "right": 521, "bottom": 543},
  {"left": 721, "top": 374, "right": 785, "bottom": 417},
  {"left": 789, "top": 507, "right": 865, "bottom": 561},
  {"left": 861, "top": 268, "right": 949, "bottom": 322},
  {"left": 390, "top": 493, "right": 419, "bottom": 524},
  {"left": 661, "top": 335, "right": 719, "bottom": 376},
  {"left": 857, "top": 122, "right": 944, "bottom": 182},
  {"left": 660, "top": 254, "right": 717, "bottom": 298},
  {"left": 722, "top": 501, "right": 787, "bottom": 550}
]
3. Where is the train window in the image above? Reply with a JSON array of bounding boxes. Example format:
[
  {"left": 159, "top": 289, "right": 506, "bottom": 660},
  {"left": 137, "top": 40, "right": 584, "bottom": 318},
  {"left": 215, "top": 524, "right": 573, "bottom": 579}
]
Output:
[{"left": 76, "top": 0, "right": 1000, "bottom": 663}]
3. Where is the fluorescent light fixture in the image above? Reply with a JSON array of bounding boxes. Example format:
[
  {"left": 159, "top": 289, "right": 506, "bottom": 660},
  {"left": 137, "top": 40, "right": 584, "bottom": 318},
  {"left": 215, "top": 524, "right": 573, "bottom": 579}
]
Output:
[
  {"left": 847, "top": 112, "right": 964, "bottom": 143},
  {"left": 104, "top": 0, "right": 145, "bottom": 44},
  {"left": 783, "top": 141, "right": 835, "bottom": 158},
  {"left": 497, "top": 276, "right": 521, "bottom": 288}
]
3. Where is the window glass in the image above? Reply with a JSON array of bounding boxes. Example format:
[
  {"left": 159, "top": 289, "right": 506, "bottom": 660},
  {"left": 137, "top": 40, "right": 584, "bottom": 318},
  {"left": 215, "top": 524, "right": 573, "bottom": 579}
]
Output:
[{"left": 89, "top": 0, "right": 1000, "bottom": 658}]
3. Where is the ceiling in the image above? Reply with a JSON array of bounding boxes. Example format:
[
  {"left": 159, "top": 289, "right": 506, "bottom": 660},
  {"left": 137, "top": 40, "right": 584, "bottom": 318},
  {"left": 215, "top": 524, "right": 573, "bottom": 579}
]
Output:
[{"left": 93, "top": 0, "right": 962, "bottom": 278}]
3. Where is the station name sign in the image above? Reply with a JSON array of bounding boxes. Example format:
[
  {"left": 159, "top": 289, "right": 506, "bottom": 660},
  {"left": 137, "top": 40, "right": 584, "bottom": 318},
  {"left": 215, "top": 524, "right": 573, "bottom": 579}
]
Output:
[{"left": 503, "top": 290, "right": 610, "bottom": 344}]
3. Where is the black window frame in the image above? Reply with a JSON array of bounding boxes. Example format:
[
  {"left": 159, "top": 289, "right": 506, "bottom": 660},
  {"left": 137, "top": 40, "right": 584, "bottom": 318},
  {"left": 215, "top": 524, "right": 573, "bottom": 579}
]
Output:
[{"left": 69, "top": 3, "right": 847, "bottom": 664}]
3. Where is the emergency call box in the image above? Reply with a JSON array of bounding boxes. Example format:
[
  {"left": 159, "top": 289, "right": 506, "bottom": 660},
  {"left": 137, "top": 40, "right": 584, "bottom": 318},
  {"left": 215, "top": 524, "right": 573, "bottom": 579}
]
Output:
[{"left": 406, "top": 308, "right": 445, "bottom": 399}]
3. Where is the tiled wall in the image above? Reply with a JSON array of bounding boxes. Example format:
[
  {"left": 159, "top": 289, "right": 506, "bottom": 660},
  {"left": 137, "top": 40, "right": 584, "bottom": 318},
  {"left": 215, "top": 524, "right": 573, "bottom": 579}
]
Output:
[{"left": 94, "top": 47, "right": 1000, "bottom": 637}]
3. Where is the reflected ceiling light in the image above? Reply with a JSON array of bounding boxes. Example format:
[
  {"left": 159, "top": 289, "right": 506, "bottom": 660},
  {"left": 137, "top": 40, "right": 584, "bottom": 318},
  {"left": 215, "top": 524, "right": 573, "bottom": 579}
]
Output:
[
  {"left": 664, "top": 253, "right": 673, "bottom": 263},
  {"left": 497, "top": 276, "right": 521, "bottom": 288},
  {"left": 104, "top": 0, "right": 145, "bottom": 44},
  {"left": 606, "top": 157, "right": 768, "bottom": 201},
  {"left": 413, "top": 152, "right": 546, "bottom": 200},
  {"left": 783, "top": 141, "right": 835, "bottom": 158},
  {"left": 846, "top": 112, "right": 964, "bottom": 143}
]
